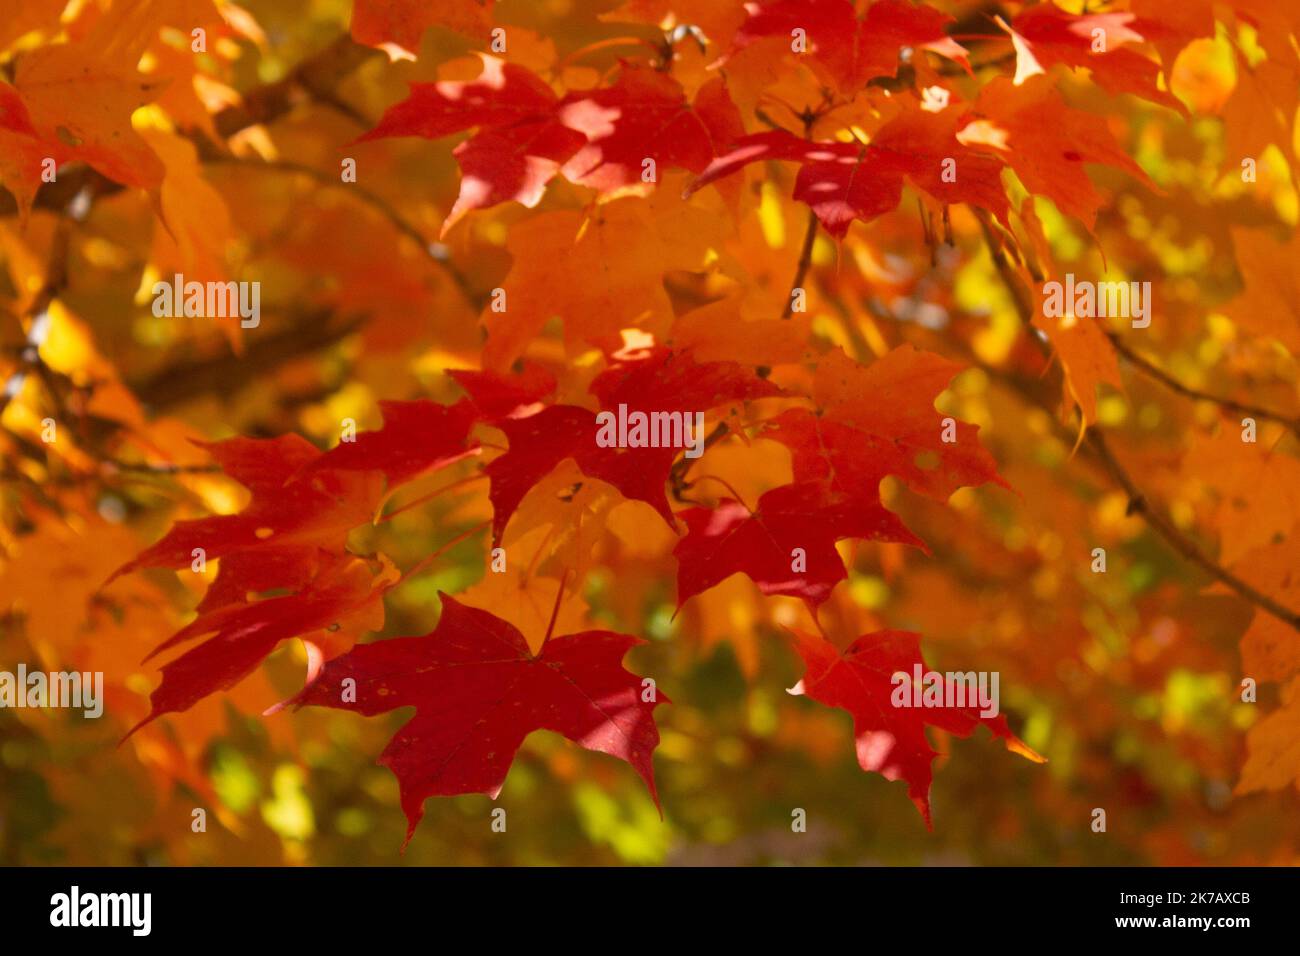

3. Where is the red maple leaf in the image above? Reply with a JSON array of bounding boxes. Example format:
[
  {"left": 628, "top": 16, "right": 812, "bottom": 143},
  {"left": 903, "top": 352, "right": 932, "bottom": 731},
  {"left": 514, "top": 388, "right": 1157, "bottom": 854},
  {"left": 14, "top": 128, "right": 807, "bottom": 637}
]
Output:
[
  {"left": 360, "top": 58, "right": 739, "bottom": 230},
  {"left": 295, "top": 398, "right": 480, "bottom": 488},
  {"left": 361, "top": 56, "right": 559, "bottom": 141},
  {"left": 0, "top": 82, "right": 73, "bottom": 218},
  {"left": 287, "top": 593, "right": 667, "bottom": 845},
  {"left": 673, "top": 481, "right": 923, "bottom": 609},
  {"left": 787, "top": 627, "right": 1044, "bottom": 827},
  {"left": 732, "top": 0, "right": 969, "bottom": 91},
  {"left": 485, "top": 347, "right": 781, "bottom": 541},
  {"left": 448, "top": 362, "right": 556, "bottom": 421},
  {"left": 192, "top": 545, "right": 337, "bottom": 616},
  {"left": 110, "top": 434, "right": 384, "bottom": 581},
  {"left": 486, "top": 404, "right": 674, "bottom": 541},
  {"left": 359, "top": 56, "right": 586, "bottom": 232},
  {"left": 557, "top": 66, "right": 719, "bottom": 195},
  {"left": 956, "top": 76, "right": 1159, "bottom": 232},
  {"left": 686, "top": 105, "right": 1010, "bottom": 238},
  {"left": 765, "top": 345, "right": 1009, "bottom": 501},
  {"left": 1001, "top": 4, "right": 1186, "bottom": 114},
  {"left": 126, "top": 553, "right": 398, "bottom": 738},
  {"left": 443, "top": 117, "right": 588, "bottom": 234}
]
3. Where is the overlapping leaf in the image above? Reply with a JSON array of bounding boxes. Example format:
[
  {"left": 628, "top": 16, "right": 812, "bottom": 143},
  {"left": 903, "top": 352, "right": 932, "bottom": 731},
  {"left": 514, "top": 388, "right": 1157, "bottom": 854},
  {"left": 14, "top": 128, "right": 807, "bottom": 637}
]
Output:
[
  {"left": 674, "top": 481, "right": 922, "bottom": 608},
  {"left": 485, "top": 347, "right": 781, "bottom": 541},
  {"left": 361, "top": 57, "right": 741, "bottom": 231},
  {"left": 1001, "top": 4, "right": 1186, "bottom": 113},
  {"left": 126, "top": 552, "right": 398, "bottom": 737},
  {"left": 295, "top": 399, "right": 479, "bottom": 488},
  {"left": 787, "top": 627, "right": 1044, "bottom": 826},
  {"left": 687, "top": 104, "right": 1010, "bottom": 238},
  {"left": 288, "top": 593, "right": 666, "bottom": 844},
  {"left": 111, "top": 435, "right": 384, "bottom": 580},
  {"left": 731, "top": 0, "right": 969, "bottom": 92},
  {"left": 766, "top": 346, "right": 1008, "bottom": 502}
]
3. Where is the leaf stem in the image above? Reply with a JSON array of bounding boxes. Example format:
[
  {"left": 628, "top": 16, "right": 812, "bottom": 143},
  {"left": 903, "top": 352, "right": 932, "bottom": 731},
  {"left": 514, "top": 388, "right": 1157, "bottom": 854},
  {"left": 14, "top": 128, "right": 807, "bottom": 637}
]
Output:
[
  {"left": 691, "top": 474, "right": 754, "bottom": 512},
  {"left": 379, "top": 472, "right": 488, "bottom": 523},
  {"left": 541, "top": 569, "right": 571, "bottom": 652},
  {"left": 399, "top": 521, "right": 491, "bottom": 583},
  {"left": 669, "top": 422, "right": 728, "bottom": 497},
  {"left": 780, "top": 108, "right": 821, "bottom": 320}
]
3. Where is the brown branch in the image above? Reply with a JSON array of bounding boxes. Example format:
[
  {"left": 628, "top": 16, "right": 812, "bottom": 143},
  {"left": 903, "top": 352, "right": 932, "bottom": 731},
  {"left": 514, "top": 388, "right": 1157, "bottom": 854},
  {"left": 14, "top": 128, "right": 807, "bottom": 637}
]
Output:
[
  {"left": 672, "top": 108, "right": 821, "bottom": 495},
  {"left": 128, "top": 310, "right": 364, "bottom": 409},
  {"left": 213, "top": 34, "right": 378, "bottom": 139},
  {"left": 669, "top": 220, "right": 816, "bottom": 494},
  {"left": 975, "top": 215, "right": 1300, "bottom": 633},
  {"left": 4, "top": 37, "right": 479, "bottom": 337},
  {"left": 0, "top": 38, "right": 418, "bottom": 423},
  {"left": 1106, "top": 332, "right": 1300, "bottom": 436},
  {"left": 782, "top": 207, "right": 819, "bottom": 319},
  {"left": 934, "top": 50, "right": 1016, "bottom": 76},
  {"left": 1085, "top": 429, "right": 1300, "bottom": 630},
  {"left": 103, "top": 460, "right": 223, "bottom": 475},
  {"left": 781, "top": 108, "right": 822, "bottom": 320},
  {"left": 974, "top": 209, "right": 1036, "bottom": 324},
  {"left": 671, "top": 117, "right": 821, "bottom": 496},
  {"left": 200, "top": 155, "right": 478, "bottom": 306},
  {"left": 0, "top": 186, "right": 85, "bottom": 414}
]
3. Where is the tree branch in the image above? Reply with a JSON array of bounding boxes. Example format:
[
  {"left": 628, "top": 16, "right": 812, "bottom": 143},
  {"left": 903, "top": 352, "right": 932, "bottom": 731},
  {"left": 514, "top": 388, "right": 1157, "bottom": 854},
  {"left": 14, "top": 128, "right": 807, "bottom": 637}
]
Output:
[
  {"left": 215, "top": 34, "right": 377, "bottom": 137},
  {"left": 1106, "top": 332, "right": 1300, "bottom": 437},
  {"left": 975, "top": 216, "right": 1300, "bottom": 633},
  {"left": 781, "top": 108, "right": 822, "bottom": 320},
  {"left": 669, "top": 422, "right": 729, "bottom": 500},
  {"left": 129, "top": 310, "right": 364, "bottom": 409},
  {"left": 672, "top": 111, "right": 821, "bottom": 495},
  {"left": 782, "top": 207, "right": 819, "bottom": 319},
  {"left": 0, "top": 185, "right": 87, "bottom": 414},
  {"left": 200, "top": 155, "right": 479, "bottom": 306},
  {"left": 1085, "top": 428, "right": 1300, "bottom": 630}
]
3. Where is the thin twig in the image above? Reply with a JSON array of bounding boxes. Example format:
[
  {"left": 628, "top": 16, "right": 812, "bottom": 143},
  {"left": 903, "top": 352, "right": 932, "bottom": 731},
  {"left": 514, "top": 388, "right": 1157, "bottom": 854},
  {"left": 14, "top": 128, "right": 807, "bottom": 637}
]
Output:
[
  {"left": 974, "top": 210, "right": 1035, "bottom": 323},
  {"left": 782, "top": 207, "right": 819, "bottom": 319},
  {"left": 1106, "top": 332, "right": 1300, "bottom": 436},
  {"left": 399, "top": 520, "right": 491, "bottom": 583},
  {"left": 212, "top": 34, "right": 379, "bottom": 139},
  {"left": 781, "top": 108, "right": 821, "bottom": 320},
  {"left": 1085, "top": 429, "right": 1300, "bottom": 630},
  {"left": 128, "top": 309, "right": 364, "bottom": 409},
  {"left": 104, "top": 460, "right": 223, "bottom": 475},
  {"left": 690, "top": 474, "right": 754, "bottom": 512},
  {"left": 201, "top": 155, "right": 478, "bottom": 305},
  {"left": 378, "top": 472, "right": 488, "bottom": 523},
  {"left": 673, "top": 114, "right": 820, "bottom": 495},
  {"left": 976, "top": 216, "right": 1300, "bottom": 634},
  {"left": 669, "top": 422, "right": 728, "bottom": 499},
  {"left": 0, "top": 188, "right": 82, "bottom": 415}
]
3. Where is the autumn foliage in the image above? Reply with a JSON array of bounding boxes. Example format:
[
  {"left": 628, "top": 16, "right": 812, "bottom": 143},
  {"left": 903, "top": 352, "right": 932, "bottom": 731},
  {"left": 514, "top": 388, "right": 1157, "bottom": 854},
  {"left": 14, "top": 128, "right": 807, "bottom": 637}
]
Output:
[{"left": 2, "top": 0, "right": 1300, "bottom": 865}]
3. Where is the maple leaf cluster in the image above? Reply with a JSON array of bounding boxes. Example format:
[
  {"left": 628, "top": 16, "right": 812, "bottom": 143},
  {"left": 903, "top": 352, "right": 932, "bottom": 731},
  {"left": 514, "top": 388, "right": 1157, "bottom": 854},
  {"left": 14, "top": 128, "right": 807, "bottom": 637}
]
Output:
[{"left": 106, "top": 337, "right": 1032, "bottom": 840}]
